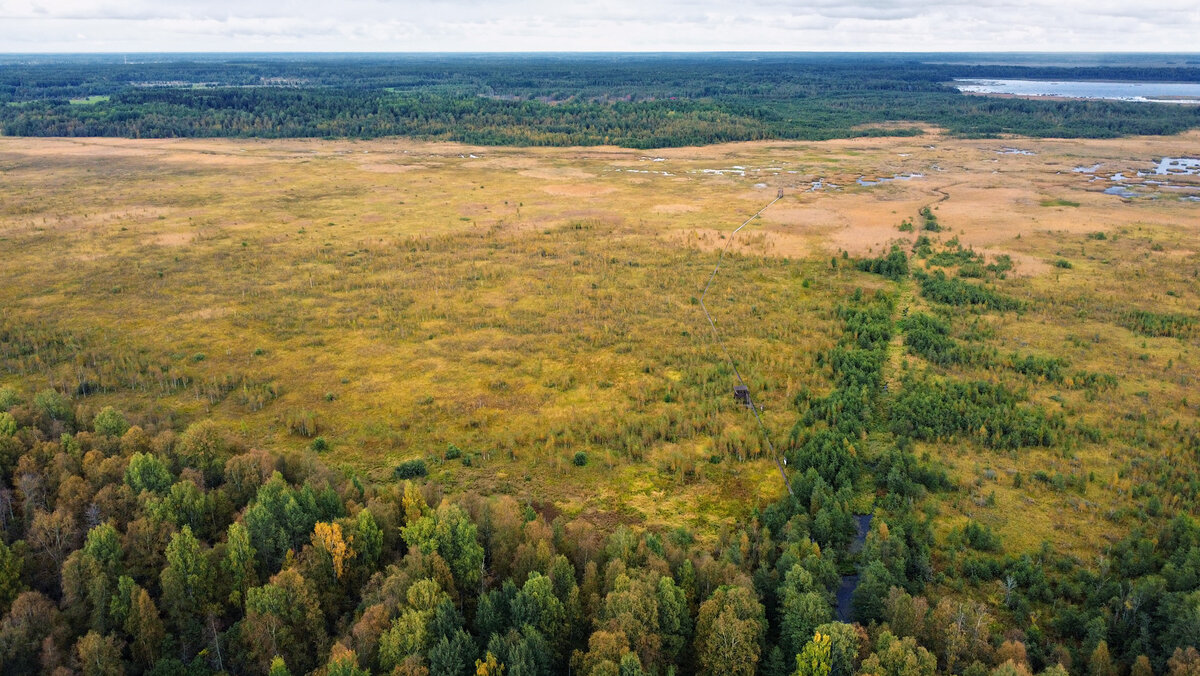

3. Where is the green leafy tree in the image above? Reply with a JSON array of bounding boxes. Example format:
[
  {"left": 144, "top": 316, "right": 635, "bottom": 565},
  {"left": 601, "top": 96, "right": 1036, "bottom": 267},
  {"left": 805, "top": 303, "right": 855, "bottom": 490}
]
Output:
[
  {"left": 851, "top": 560, "right": 893, "bottom": 623},
  {"left": 174, "top": 419, "right": 232, "bottom": 485},
  {"left": 0, "top": 386, "right": 19, "bottom": 411},
  {"left": 1088, "top": 641, "right": 1117, "bottom": 676},
  {"left": 814, "top": 622, "right": 861, "bottom": 676},
  {"left": 268, "top": 656, "right": 293, "bottom": 676},
  {"left": 243, "top": 568, "right": 328, "bottom": 675},
  {"left": 0, "top": 412, "right": 15, "bottom": 438},
  {"left": 224, "top": 521, "right": 258, "bottom": 606},
  {"left": 75, "top": 630, "right": 125, "bottom": 676},
  {"left": 859, "top": 632, "right": 936, "bottom": 676},
  {"left": 84, "top": 523, "right": 124, "bottom": 576},
  {"left": 124, "top": 452, "right": 173, "bottom": 495},
  {"left": 326, "top": 643, "right": 371, "bottom": 676},
  {"left": 0, "top": 540, "right": 24, "bottom": 613},
  {"left": 378, "top": 579, "right": 451, "bottom": 671},
  {"left": 243, "top": 472, "right": 319, "bottom": 575},
  {"left": 619, "top": 651, "right": 647, "bottom": 676},
  {"left": 379, "top": 608, "right": 432, "bottom": 671},
  {"left": 694, "top": 586, "right": 765, "bottom": 676},
  {"left": 159, "top": 526, "right": 215, "bottom": 649},
  {"left": 61, "top": 549, "right": 114, "bottom": 634},
  {"left": 512, "top": 572, "right": 566, "bottom": 640},
  {"left": 656, "top": 575, "right": 691, "bottom": 664},
  {"left": 781, "top": 590, "right": 832, "bottom": 660},
  {"left": 108, "top": 577, "right": 164, "bottom": 668},
  {"left": 402, "top": 502, "right": 486, "bottom": 592},
  {"left": 353, "top": 508, "right": 384, "bottom": 573},
  {"left": 92, "top": 407, "right": 129, "bottom": 438},
  {"left": 127, "top": 587, "right": 165, "bottom": 667},
  {"left": 794, "top": 631, "right": 832, "bottom": 676},
  {"left": 33, "top": 388, "right": 72, "bottom": 423}
]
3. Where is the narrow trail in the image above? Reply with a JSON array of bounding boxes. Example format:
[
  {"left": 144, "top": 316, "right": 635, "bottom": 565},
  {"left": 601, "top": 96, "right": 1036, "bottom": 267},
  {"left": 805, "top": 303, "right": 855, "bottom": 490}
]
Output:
[{"left": 699, "top": 194, "right": 795, "bottom": 498}]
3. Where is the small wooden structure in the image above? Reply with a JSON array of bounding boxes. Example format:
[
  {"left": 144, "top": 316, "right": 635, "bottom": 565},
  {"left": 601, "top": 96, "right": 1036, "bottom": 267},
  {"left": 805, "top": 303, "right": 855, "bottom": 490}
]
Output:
[{"left": 733, "top": 385, "right": 752, "bottom": 407}]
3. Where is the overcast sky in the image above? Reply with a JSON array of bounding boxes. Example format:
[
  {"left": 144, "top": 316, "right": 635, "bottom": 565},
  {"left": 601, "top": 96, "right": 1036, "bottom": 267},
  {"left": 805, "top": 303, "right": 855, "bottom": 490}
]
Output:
[{"left": 1, "top": 0, "right": 1199, "bottom": 53}]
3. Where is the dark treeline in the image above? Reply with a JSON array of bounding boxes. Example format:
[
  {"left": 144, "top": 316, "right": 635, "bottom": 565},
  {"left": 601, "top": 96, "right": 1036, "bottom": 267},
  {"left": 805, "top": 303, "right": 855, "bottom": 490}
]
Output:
[{"left": 2, "top": 55, "right": 1200, "bottom": 146}]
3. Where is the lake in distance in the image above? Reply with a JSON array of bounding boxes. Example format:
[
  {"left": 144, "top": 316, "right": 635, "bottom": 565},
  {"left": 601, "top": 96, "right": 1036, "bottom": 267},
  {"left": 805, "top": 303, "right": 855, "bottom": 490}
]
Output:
[{"left": 954, "top": 78, "right": 1200, "bottom": 103}]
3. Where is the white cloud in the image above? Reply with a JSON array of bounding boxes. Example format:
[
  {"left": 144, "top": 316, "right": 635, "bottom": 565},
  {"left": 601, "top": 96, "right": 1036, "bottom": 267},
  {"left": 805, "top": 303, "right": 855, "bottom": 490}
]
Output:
[{"left": 0, "top": 0, "right": 1197, "bottom": 51}]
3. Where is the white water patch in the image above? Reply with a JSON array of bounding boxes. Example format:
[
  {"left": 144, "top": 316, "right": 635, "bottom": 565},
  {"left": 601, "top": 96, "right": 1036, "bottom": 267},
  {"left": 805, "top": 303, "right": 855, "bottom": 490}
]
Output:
[
  {"left": 857, "top": 173, "right": 924, "bottom": 187},
  {"left": 695, "top": 168, "right": 746, "bottom": 177},
  {"left": 1104, "top": 186, "right": 1138, "bottom": 198},
  {"left": 1155, "top": 157, "right": 1200, "bottom": 176},
  {"left": 612, "top": 168, "right": 673, "bottom": 176}
]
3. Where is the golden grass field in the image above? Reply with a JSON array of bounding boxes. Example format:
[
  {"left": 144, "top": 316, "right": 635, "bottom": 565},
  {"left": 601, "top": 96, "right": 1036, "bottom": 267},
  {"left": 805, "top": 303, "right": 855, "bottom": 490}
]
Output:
[{"left": 1, "top": 131, "right": 1197, "bottom": 555}]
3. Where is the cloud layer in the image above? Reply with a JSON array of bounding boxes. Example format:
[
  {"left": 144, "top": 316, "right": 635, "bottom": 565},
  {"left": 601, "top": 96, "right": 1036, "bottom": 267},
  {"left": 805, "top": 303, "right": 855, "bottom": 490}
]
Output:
[{"left": 1, "top": 0, "right": 1198, "bottom": 52}]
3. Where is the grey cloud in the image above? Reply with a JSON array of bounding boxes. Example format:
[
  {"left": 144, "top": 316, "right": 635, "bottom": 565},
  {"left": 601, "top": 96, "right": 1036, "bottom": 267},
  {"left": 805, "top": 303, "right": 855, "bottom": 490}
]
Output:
[{"left": 0, "top": 0, "right": 1197, "bottom": 51}]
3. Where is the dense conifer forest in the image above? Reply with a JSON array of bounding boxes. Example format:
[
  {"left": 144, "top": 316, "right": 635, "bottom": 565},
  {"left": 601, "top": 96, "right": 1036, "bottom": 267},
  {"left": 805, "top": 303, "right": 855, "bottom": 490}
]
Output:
[{"left": 2, "top": 54, "right": 1200, "bottom": 146}]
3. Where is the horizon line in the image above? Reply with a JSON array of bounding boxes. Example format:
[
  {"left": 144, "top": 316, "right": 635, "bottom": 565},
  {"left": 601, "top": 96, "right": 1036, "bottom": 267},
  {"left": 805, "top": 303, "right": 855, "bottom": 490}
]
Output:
[{"left": 4, "top": 50, "right": 1200, "bottom": 56}]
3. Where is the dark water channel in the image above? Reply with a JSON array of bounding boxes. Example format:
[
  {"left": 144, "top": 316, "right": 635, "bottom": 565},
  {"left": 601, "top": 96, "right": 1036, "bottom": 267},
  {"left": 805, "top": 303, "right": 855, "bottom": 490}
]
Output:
[{"left": 835, "top": 514, "right": 873, "bottom": 622}]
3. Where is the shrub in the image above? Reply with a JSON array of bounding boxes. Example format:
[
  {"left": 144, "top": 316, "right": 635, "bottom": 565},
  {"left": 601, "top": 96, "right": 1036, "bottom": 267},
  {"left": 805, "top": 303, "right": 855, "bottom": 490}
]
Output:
[
  {"left": 890, "top": 378, "right": 1062, "bottom": 450},
  {"left": 1053, "top": 259, "right": 1073, "bottom": 269},
  {"left": 855, "top": 245, "right": 909, "bottom": 281},
  {"left": 1008, "top": 353, "right": 1068, "bottom": 382},
  {"left": 903, "top": 312, "right": 975, "bottom": 366},
  {"left": 963, "top": 521, "right": 1002, "bottom": 551},
  {"left": 986, "top": 255, "right": 1014, "bottom": 276},
  {"left": 1119, "top": 310, "right": 1196, "bottom": 338},
  {"left": 573, "top": 451, "right": 588, "bottom": 467},
  {"left": 927, "top": 240, "right": 982, "bottom": 268},
  {"left": 309, "top": 436, "right": 330, "bottom": 452},
  {"left": 920, "top": 206, "right": 941, "bottom": 231},
  {"left": 916, "top": 271, "right": 1021, "bottom": 312},
  {"left": 445, "top": 444, "right": 462, "bottom": 460},
  {"left": 395, "top": 459, "right": 428, "bottom": 479}
]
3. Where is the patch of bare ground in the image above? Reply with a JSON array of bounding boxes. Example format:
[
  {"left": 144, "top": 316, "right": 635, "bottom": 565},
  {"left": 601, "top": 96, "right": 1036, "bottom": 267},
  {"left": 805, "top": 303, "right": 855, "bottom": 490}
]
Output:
[{"left": 148, "top": 232, "right": 193, "bottom": 247}]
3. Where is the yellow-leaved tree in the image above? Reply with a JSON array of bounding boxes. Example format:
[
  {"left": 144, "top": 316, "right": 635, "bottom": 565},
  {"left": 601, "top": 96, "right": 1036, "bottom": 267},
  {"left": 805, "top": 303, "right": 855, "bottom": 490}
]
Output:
[{"left": 311, "top": 522, "right": 354, "bottom": 580}]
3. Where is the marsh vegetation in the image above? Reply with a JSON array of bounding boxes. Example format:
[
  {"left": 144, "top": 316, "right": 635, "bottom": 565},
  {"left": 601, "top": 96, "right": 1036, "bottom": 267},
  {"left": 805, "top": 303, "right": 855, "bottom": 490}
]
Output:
[{"left": 0, "top": 130, "right": 1198, "bottom": 675}]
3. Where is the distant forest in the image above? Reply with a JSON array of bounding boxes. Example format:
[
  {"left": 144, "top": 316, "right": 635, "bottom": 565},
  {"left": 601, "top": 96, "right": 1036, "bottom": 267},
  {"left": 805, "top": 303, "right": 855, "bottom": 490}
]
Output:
[{"left": 2, "top": 54, "right": 1200, "bottom": 146}]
